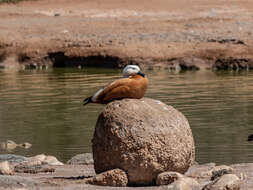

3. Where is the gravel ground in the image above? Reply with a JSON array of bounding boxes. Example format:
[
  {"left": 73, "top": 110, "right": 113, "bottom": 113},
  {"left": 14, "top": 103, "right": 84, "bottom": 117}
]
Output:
[{"left": 1, "top": 163, "right": 250, "bottom": 190}]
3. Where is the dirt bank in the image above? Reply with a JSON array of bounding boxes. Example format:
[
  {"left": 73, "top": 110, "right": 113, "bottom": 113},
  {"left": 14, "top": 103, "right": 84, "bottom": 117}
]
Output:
[{"left": 1, "top": 0, "right": 253, "bottom": 70}]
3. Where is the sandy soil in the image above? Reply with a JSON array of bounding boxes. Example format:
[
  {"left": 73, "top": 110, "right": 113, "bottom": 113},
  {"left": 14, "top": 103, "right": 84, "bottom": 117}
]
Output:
[{"left": 1, "top": 0, "right": 253, "bottom": 70}]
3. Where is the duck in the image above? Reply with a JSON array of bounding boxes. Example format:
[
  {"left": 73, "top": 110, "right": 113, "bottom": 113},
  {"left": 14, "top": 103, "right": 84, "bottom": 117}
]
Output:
[{"left": 83, "top": 65, "right": 148, "bottom": 106}]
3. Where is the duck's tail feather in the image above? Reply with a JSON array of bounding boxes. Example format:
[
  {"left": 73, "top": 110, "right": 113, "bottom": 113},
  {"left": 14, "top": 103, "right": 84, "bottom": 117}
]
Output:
[
  {"left": 83, "top": 96, "right": 93, "bottom": 106},
  {"left": 248, "top": 134, "right": 253, "bottom": 141}
]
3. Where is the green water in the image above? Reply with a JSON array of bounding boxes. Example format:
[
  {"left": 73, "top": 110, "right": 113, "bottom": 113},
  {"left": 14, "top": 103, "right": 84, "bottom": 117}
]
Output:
[{"left": 0, "top": 68, "right": 253, "bottom": 164}]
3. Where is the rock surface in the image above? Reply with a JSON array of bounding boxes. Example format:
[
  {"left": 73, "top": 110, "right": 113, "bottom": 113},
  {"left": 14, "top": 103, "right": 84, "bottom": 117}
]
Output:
[
  {"left": 156, "top": 171, "right": 199, "bottom": 188},
  {"left": 211, "top": 165, "right": 234, "bottom": 180},
  {"left": 185, "top": 163, "right": 234, "bottom": 180},
  {"left": 92, "top": 98, "right": 195, "bottom": 185},
  {"left": 0, "top": 140, "right": 32, "bottom": 151},
  {"left": 0, "top": 161, "right": 14, "bottom": 175},
  {"left": 27, "top": 154, "right": 64, "bottom": 166},
  {"left": 156, "top": 171, "right": 184, "bottom": 185},
  {"left": 0, "top": 155, "right": 27, "bottom": 164},
  {"left": 84, "top": 168, "right": 128, "bottom": 187},
  {"left": 67, "top": 153, "right": 94, "bottom": 165},
  {"left": 0, "top": 140, "right": 17, "bottom": 151},
  {"left": 185, "top": 162, "right": 216, "bottom": 178},
  {"left": 43, "top": 155, "right": 64, "bottom": 165},
  {"left": 202, "top": 174, "right": 241, "bottom": 190},
  {"left": 0, "top": 175, "right": 40, "bottom": 189},
  {"left": 167, "top": 178, "right": 199, "bottom": 190},
  {"left": 19, "top": 142, "right": 32, "bottom": 149}
]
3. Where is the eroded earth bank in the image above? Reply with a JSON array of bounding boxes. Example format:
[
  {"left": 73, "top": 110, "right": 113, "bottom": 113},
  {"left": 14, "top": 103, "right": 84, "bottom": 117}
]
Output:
[{"left": 1, "top": 0, "right": 253, "bottom": 70}]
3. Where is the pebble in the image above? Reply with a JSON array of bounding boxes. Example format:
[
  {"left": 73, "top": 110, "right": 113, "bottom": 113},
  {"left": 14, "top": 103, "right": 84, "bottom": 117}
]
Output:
[{"left": 0, "top": 161, "right": 14, "bottom": 175}]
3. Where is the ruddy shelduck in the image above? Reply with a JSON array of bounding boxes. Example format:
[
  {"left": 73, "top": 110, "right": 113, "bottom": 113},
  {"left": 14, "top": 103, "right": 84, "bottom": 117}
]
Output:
[{"left": 83, "top": 65, "right": 148, "bottom": 105}]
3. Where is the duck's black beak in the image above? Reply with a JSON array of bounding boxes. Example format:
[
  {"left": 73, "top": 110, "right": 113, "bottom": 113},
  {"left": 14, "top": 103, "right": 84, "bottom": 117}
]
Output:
[{"left": 137, "top": 71, "right": 145, "bottom": 77}]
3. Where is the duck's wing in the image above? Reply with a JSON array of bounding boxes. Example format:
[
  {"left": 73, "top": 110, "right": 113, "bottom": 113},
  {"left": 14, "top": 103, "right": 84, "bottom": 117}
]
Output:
[{"left": 92, "top": 78, "right": 132, "bottom": 104}]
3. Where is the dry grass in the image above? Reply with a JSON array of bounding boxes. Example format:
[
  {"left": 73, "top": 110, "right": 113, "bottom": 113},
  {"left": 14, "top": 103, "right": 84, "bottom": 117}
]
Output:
[{"left": 0, "top": 0, "right": 31, "bottom": 3}]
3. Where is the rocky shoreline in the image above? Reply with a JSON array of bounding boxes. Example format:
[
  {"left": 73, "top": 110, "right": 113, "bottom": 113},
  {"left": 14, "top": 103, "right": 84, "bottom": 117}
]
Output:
[
  {"left": 0, "top": 153, "right": 251, "bottom": 190},
  {"left": 1, "top": 0, "right": 253, "bottom": 71}
]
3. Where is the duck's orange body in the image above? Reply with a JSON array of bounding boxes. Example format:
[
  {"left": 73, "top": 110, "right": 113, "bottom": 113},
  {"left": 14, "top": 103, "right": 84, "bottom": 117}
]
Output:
[{"left": 83, "top": 65, "right": 148, "bottom": 105}]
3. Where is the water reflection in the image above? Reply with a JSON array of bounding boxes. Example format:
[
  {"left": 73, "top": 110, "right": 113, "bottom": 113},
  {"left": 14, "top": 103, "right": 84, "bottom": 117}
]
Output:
[{"left": 0, "top": 68, "right": 253, "bottom": 164}]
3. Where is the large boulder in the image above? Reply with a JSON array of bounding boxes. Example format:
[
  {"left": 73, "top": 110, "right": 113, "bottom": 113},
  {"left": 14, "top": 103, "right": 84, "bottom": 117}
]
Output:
[{"left": 92, "top": 98, "right": 195, "bottom": 185}]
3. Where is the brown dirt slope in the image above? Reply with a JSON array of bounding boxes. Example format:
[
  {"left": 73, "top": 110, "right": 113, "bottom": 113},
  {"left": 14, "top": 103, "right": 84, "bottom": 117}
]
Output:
[{"left": 1, "top": 0, "right": 253, "bottom": 70}]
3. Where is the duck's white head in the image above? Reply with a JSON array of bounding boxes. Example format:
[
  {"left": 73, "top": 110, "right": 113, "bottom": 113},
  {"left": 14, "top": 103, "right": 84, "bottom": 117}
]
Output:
[{"left": 122, "top": 65, "right": 145, "bottom": 77}]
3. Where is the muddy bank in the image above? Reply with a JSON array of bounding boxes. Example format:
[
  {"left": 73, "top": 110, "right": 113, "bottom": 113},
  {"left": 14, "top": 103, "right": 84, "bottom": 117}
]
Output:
[{"left": 1, "top": 0, "right": 253, "bottom": 70}]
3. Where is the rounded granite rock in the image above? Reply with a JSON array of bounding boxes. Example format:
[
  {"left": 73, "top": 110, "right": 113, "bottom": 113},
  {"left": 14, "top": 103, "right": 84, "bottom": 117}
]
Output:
[{"left": 92, "top": 98, "right": 195, "bottom": 185}]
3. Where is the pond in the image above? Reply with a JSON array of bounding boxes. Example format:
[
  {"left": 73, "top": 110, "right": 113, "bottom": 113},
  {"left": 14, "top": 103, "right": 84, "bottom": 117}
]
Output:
[{"left": 0, "top": 67, "right": 253, "bottom": 164}]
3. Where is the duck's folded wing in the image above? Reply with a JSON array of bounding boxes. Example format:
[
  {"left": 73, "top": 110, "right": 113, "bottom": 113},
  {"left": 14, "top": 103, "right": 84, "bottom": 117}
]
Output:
[
  {"left": 103, "top": 85, "right": 131, "bottom": 102},
  {"left": 92, "top": 78, "right": 132, "bottom": 103}
]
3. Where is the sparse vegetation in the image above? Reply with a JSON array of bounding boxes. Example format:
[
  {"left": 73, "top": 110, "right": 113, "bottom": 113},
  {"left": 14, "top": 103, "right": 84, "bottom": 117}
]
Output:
[{"left": 0, "top": 0, "right": 28, "bottom": 3}]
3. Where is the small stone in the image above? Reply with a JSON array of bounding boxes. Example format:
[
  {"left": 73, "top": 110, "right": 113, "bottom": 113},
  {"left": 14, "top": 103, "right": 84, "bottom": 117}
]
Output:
[
  {"left": 168, "top": 179, "right": 196, "bottom": 190},
  {"left": 43, "top": 156, "right": 64, "bottom": 166},
  {"left": 21, "top": 158, "right": 42, "bottom": 167},
  {"left": 28, "top": 154, "right": 63, "bottom": 166},
  {"left": 156, "top": 171, "right": 184, "bottom": 185},
  {"left": 0, "top": 140, "right": 17, "bottom": 150},
  {"left": 0, "top": 154, "right": 27, "bottom": 164},
  {"left": 14, "top": 163, "right": 55, "bottom": 174},
  {"left": 0, "top": 161, "right": 14, "bottom": 175},
  {"left": 203, "top": 163, "right": 216, "bottom": 167},
  {"left": 185, "top": 164, "right": 214, "bottom": 178},
  {"left": 18, "top": 142, "right": 32, "bottom": 149},
  {"left": 84, "top": 168, "right": 128, "bottom": 187},
  {"left": 211, "top": 165, "right": 234, "bottom": 180},
  {"left": 32, "top": 154, "right": 46, "bottom": 162},
  {"left": 156, "top": 171, "right": 199, "bottom": 188},
  {"left": 62, "top": 30, "right": 69, "bottom": 33},
  {"left": 203, "top": 174, "right": 240, "bottom": 190},
  {"left": 67, "top": 153, "right": 94, "bottom": 165}
]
